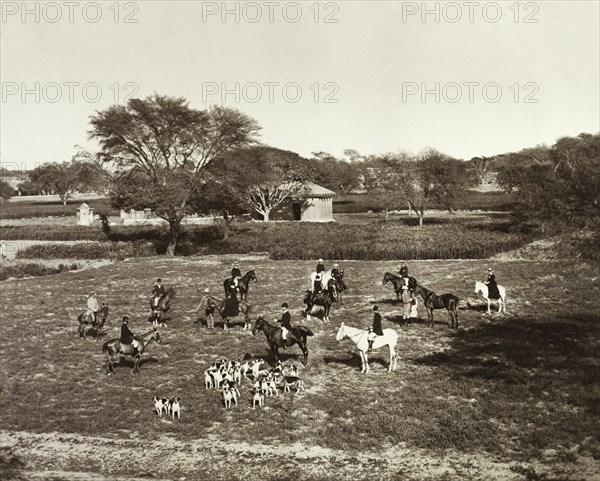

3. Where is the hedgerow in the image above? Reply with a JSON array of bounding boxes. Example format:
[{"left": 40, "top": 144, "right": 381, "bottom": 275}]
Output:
[
  {"left": 15, "top": 241, "right": 156, "bottom": 260},
  {"left": 0, "top": 262, "right": 79, "bottom": 281}
]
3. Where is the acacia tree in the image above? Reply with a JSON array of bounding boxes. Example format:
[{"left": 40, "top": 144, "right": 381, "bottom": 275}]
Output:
[
  {"left": 221, "top": 146, "right": 311, "bottom": 221},
  {"left": 373, "top": 149, "right": 472, "bottom": 226},
  {"left": 89, "top": 94, "right": 260, "bottom": 255},
  {"left": 26, "top": 158, "right": 96, "bottom": 204}
]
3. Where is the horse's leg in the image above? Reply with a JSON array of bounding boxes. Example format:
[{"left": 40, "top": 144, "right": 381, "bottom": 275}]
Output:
[
  {"left": 300, "top": 341, "right": 308, "bottom": 365},
  {"left": 487, "top": 298, "right": 491, "bottom": 315},
  {"left": 363, "top": 351, "right": 369, "bottom": 374},
  {"left": 358, "top": 350, "right": 366, "bottom": 373},
  {"left": 133, "top": 355, "right": 139, "bottom": 374},
  {"left": 499, "top": 297, "right": 503, "bottom": 313},
  {"left": 388, "top": 346, "right": 394, "bottom": 372}
]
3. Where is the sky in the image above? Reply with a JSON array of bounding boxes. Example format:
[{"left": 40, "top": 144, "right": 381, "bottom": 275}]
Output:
[{"left": 1, "top": 0, "right": 599, "bottom": 170}]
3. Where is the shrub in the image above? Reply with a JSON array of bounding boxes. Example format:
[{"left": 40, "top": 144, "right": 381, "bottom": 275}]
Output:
[
  {"left": 15, "top": 241, "right": 156, "bottom": 260},
  {"left": 0, "top": 262, "right": 79, "bottom": 281}
]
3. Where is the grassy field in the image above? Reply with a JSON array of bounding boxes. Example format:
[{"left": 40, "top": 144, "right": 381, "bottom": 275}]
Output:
[
  {"left": 0, "top": 257, "right": 598, "bottom": 480},
  {"left": 0, "top": 198, "right": 118, "bottom": 220}
]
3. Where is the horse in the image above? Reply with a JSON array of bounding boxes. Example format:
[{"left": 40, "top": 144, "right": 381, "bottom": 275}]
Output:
[
  {"left": 415, "top": 285, "right": 459, "bottom": 328},
  {"left": 304, "top": 278, "right": 338, "bottom": 322},
  {"left": 335, "top": 322, "right": 398, "bottom": 374},
  {"left": 77, "top": 303, "right": 109, "bottom": 340},
  {"left": 206, "top": 295, "right": 253, "bottom": 330},
  {"left": 252, "top": 316, "right": 313, "bottom": 365},
  {"left": 150, "top": 288, "right": 176, "bottom": 327},
  {"left": 475, "top": 281, "right": 507, "bottom": 314},
  {"left": 382, "top": 272, "right": 418, "bottom": 302},
  {"left": 223, "top": 270, "right": 257, "bottom": 301},
  {"left": 102, "top": 328, "right": 161, "bottom": 375},
  {"left": 331, "top": 270, "right": 347, "bottom": 305}
]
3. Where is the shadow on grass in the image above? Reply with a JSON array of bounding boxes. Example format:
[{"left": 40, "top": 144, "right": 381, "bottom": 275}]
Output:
[{"left": 415, "top": 312, "right": 600, "bottom": 385}]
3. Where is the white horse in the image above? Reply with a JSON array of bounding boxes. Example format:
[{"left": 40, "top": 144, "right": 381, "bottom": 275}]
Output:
[
  {"left": 335, "top": 322, "right": 398, "bottom": 374},
  {"left": 474, "top": 281, "right": 507, "bottom": 314},
  {"left": 309, "top": 270, "right": 333, "bottom": 289}
]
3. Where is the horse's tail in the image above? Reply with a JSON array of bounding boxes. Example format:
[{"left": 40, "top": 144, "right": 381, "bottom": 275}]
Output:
[{"left": 102, "top": 341, "right": 110, "bottom": 352}]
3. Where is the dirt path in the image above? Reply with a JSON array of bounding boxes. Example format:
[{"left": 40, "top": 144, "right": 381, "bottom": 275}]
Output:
[{"left": 2, "top": 430, "right": 581, "bottom": 481}]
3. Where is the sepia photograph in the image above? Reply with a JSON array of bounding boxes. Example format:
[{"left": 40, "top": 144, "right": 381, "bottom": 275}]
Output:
[{"left": 0, "top": 1, "right": 599, "bottom": 480}]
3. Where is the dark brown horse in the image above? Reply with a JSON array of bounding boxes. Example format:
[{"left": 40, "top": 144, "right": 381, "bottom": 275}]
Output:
[
  {"left": 304, "top": 278, "right": 338, "bottom": 322},
  {"left": 78, "top": 303, "right": 109, "bottom": 340},
  {"left": 102, "top": 328, "right": 161, "bottom": 375},
  {"left": 252, "top": 316, "right": 313, "bottom": 365},
  {"left": 223, "top": 270, "right": 257, "bottom": 301},
  {"left": 150, "top": 288, "right": 175, "bottom": 327},
  {"left": 206, "top": 295, "right": 253, "bottom": 330},
  {"left": 382, "top": 272, "right": 418, "bottom": 302},
  {"left": 415, "top": 285, "right": 459, "bottom": 328},
  {"left": 332, "top": 270, "right": 347, "bottom": 305}
]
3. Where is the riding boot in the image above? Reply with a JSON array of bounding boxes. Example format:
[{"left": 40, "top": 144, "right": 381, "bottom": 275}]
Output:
[
  {"left": 368, "top": 340, "right": 373, "bottom": 352},
  {"left": 133, "top": 347, "right": 139, "bottom": 357}
]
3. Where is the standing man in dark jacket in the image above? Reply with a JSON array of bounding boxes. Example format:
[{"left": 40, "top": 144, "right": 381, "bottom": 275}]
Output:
[{"left": 368, "top": 305, "right": 384, "bottom": 352}]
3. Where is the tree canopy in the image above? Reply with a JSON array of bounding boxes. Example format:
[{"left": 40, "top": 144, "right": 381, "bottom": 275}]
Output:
[{"left": 89, "top": 94, "right": 261, "bottom": 254}]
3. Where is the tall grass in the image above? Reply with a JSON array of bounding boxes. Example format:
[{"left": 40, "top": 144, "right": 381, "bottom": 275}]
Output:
[{"left": 3, "top": 218, "right": 532, "bottom": 260}]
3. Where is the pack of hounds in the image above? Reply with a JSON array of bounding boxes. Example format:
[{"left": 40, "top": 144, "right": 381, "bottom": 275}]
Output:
[
  {"left": 205, "top": 358, "right": 305, "bottom": 409},
  {"left": 153, "top": 396, "right": 181, "bottom": 419}
]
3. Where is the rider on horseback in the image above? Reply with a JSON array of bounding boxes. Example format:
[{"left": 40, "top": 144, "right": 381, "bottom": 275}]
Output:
[
  {"left": 277, "top": 302, "right": 292, "bottom": 345},
  {"left": 152, "top": 278, "right": 165, "bottom": 310},
  {"left": 331, "top": 263, "right": 340, "bottom": 278},
  {"left": 485, "top": 267, "right": 500, "bottom": 299},
  {"left": 368, "top": 305, "right": 383, "bottom": 352},
  {"left": 229, "top": 261, "right": 242, "bottom": 297},
  {"left": 316, "top": 258, "right": 325, "bottom": 274},
  {"left": 120, "top": 316, "right": 140, "bottom": 356},
  {"left": 398, "top": 261, "right": 408, "bottom": 278},
  {"left": 311, "top": 274, "right": 324, "bottom": 305},
  {"left": 86, "top": 291, "right": 99, "bottom": 323}
]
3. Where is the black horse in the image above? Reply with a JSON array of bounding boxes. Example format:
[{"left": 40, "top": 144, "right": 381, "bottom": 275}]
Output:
[
  {"left": 415, "top": 285, "right": 459, "bottom": 328},
  {"left": 382, "top": 272, "right": 418, "bottom": 302},
  {"left": 223, "top": 270, "right": 257, "bottom": 301},
  {"left": 304, "top": 278, "right": 338, "bottom": 322},
  {"left": 252, "top": 316, "right": 313, "bottom": 365},
  {"left": 78, "top": 303, "right": 109, "bottom": 340}
]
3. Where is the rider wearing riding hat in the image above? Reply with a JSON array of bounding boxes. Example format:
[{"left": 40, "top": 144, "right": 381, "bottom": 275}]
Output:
[
  {"left": 120, "top": 316, "right": 140, "bottom": 356},
  {"left": 368, "top": 305, "right": 384, "bottom": 352},
  {"left": 229, "top": 261, "right": 242, "bottom": 297},
  {"left": 197, "top": 287, "right": 215, "bottom": 329},
  {"left": 152, "top": 278, "right": 165, "bottom": 309},
  {"left": 331, "top": 263, "right": 340, "bottom": 278},
  {"left": 485, "top": 267, "right": 500, "bottom": 299},
  {"left": 316, "top": 258, "right": 325, "bottom": 274},
  {"left": 277, "top": 302, "right": 292, "bottom": 343},
  {"left": 398, "top": 261, "right": 409, "bottom": 278},
  {"left": 86, "top": 291, "right": 99, "bottom": 323}
]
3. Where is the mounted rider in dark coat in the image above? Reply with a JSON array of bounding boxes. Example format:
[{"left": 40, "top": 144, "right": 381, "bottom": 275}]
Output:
[
  {"left": 486, "top": 268, "right": 500, "bottom": 299},
  {"left": 399, "top": 261, "right": 408, "bottom": 278},
  {"left": 316, "top": 259, "right": 325, "bottom": 274},
  {"left": 120, "top": 316, "right": 139, "bottom": 356},
  {"left": 229, "top": 261, "right": 242, "bottom": 298},
  {"left": 368, "top": 306, "right": 383, "bottom": 352},
  {"left": 152, "top": 278, "right": 165, "bottom": 309},
  {"left": 277, "top": 303, "right": 293, "bottom": 345}
]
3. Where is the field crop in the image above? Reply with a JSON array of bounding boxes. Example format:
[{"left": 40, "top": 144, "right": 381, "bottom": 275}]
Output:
[
  {"left": 1, "top": 217, "right": 533, "bottom": 260},
  {"left": 0, "top": 257, "right": 598, "bottom": 480}
]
